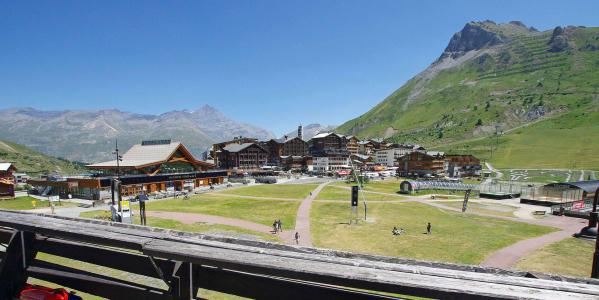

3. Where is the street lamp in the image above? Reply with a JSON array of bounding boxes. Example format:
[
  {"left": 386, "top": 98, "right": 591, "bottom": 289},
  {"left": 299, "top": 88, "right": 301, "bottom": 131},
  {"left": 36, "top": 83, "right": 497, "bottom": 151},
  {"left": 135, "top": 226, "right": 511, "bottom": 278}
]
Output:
[{"left": 578, "top": 187, "right": 599, "bottom": 239}]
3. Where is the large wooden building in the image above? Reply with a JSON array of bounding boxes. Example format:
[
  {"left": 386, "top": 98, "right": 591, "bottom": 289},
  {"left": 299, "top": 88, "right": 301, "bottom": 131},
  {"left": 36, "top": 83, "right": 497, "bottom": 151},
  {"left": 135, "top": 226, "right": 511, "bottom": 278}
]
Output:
[
  {"left": 212, "top": 137, "right": 259, "bottom": 167},
  {"left": 218, "top": 143, "right": 269, "bottom": 170},
  {"left": 28, "top": 141, "right": 225, "bottom": 200},
  {"left": 397, "top": 151, "right": 447, "bottom": 177},
  {"left": 282, "top": 137, "right": 309, "bottom": 156},
  {"left": 87, "top": 140, "right": 214, "bottom": 176},
  {"left": 0, "top": 163, "right": 17, "bottom": 198}
]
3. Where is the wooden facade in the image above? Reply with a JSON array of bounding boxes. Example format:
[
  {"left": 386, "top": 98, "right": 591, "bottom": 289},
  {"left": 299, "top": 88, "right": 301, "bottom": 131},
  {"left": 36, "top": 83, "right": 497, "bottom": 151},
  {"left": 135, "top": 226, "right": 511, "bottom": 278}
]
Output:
[
  {"left": 0, "top": 163, "right": 17, "bottom": 198},
  {"left": 282, "top": 137, "right": 309, "bottom": 157},
  {"left": 346, "top": 136, "right": 360, "bottom": 155},
  {"left": 219, "top": 143, "right": 269, "bottom": 170},
  {"left": 309, "top": 133, "right": 349, "bottom": 157},
  {"left": 397, "top": 152, "right": 446, "bottom": 177}
]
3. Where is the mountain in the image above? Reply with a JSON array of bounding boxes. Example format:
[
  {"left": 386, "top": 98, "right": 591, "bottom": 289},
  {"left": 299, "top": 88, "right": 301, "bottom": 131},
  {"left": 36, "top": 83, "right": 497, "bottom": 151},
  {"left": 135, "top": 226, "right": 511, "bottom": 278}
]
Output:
[
  {"left": 0, "top": 105, "right": 275, "bottom": 163},
  {"left": 283, "top": 124, "right": 337, "bottom": 140},
  {"left": 0, "top": 139, "right": 85, "bottom": 175},
  {"left": 336, "top": 21, "right": 599, "bottom": 169}
]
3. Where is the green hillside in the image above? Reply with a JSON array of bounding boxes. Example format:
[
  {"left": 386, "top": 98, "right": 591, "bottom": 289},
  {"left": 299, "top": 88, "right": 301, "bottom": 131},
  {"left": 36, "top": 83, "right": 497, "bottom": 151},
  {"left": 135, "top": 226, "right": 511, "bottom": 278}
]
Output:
[
  {"left": 0, "top": 139, "right": 86, "bottom": 175},
  {"left": 336, "top": 21, "right": 599, "bottom": 169}
]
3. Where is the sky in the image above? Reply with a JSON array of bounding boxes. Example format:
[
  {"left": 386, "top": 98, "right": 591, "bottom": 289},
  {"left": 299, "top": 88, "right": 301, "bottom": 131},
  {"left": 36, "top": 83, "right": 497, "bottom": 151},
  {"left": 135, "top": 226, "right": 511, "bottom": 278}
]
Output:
[{"left": 0, "top": 0, "right": 598, "bottom": 136}]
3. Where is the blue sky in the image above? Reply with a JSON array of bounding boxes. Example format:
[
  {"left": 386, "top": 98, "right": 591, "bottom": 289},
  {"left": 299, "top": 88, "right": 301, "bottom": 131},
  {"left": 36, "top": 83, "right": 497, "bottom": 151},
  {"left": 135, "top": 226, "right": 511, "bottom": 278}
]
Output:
[{"left": 0, "top": 0, "right": 597, "bottom": 136}]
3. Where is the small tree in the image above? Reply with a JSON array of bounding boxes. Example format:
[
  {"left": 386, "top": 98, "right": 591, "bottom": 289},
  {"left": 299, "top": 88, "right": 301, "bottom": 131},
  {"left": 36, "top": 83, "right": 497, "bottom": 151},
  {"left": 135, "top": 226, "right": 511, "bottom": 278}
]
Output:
[{"left": 475, "top": 119, "right": 483, "bottom": 126}]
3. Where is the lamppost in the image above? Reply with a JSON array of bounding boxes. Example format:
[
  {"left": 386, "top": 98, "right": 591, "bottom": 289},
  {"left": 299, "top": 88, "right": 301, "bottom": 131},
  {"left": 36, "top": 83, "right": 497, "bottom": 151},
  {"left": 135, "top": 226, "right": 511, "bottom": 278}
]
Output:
[{"left": 577, "top": 187, "right": 599, "bottom": 240}]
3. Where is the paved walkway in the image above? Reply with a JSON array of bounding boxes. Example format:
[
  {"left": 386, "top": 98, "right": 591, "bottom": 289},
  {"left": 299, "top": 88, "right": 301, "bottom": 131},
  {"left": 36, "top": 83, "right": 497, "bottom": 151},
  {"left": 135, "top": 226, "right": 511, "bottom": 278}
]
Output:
[
  {"left": 480, "top": 216, "right": 585, "bottom": 268},
  {"left": 293, "top": 181, "right": 332, "bottom": 247},
  {"left": 417, "top": 199, "right": 587, "bottom": 269}
]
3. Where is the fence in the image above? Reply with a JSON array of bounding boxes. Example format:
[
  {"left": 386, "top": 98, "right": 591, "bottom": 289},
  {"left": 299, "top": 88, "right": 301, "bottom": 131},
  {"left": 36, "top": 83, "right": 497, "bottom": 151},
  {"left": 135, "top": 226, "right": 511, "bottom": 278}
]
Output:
[{"left": 1, "top": 210, "right": 599, "bottom": 299}]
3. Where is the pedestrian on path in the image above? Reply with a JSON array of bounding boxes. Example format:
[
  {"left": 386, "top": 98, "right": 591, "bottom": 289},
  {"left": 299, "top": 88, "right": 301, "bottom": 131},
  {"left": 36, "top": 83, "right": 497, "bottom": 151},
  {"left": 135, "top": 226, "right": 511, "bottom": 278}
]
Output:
[
  {"left": 273, "top": 220, "right": 278, "bottom": 233},
  {"left": 295, "top": 231, "right": 300, "bottom": 244},
  {"left": 426, "top": 222, "right": 432, "bottom": 234},
  {"left": 277, "top": 219, "right": 283, "bottom": 232}
]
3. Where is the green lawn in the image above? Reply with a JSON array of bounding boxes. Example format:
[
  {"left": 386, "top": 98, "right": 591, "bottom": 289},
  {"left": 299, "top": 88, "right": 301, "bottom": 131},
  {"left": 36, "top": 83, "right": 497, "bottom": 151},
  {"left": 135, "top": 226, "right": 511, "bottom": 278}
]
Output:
[
  {"left": 0, "top": 196, "right": 77, "bottom": 210},
  {"left": 437, "top": 201, "right": 517, "bottom": 218},
  {"left": 515, "top": 237, "right": 594, "bottom": 277},
  {"left": 311, "top": 202, "right": 555, "bottom": 265},
  {"left": 79, "top": 210, "right": 280, "bottom": 242},
  {"left": 317, "top": 185, "right": 405, "bottom": 201},
  {"left": 333, "top": 179, "right": 404, "bottom": 194},
  {"left": 138, "top": 194, "right": 300, "bottom": 230},
  {"left": 216, "top": 183, "right": 318, "bottom": 199}
]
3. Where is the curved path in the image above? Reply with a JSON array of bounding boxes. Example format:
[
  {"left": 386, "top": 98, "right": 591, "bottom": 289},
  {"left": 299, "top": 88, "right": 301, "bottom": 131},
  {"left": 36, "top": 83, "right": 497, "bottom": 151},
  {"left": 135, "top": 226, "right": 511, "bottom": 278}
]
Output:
[
  {"left": 293, "top": 181, "right": 332, "bottom": 247},
  {"left": 145, "top": 182, "right": 333, "bottom": 245},
  {"left": 146, "top": 211, "right": 296, "bottom": 243},
  {"left": 417, "top": 199, "right": 587, "bottom": 268}
]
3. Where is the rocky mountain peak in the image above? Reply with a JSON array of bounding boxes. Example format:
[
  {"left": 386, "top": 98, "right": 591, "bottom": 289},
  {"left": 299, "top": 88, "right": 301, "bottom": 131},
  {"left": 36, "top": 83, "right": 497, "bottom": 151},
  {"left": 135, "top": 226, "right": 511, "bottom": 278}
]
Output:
[
  {"left": 440, "top": 21, "right": 505, "bottom": 60},
  {"left": 548, "top": 26, "right": 571, "bottom": 52}
]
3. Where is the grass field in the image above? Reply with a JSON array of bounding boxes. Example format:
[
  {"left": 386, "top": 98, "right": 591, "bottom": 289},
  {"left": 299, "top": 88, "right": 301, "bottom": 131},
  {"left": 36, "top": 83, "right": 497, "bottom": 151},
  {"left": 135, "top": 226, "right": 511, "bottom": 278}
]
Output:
[
  {"left": 515, "top": 237, "right": 594, "bottom": 277},
  {"left": 317, "top": 185, "right": 405, "bottom": 201},
  {"left": 79, "top": 210, "right": 280, "bottom": 242},
  {"left": 437, "top": 201, "right": 517, "bottom": 218},
  {"left": 216, "top": 183, "right": 318, "bottom": 199},
  {"left": 135, "top": 194, "right": 300, "bottom": 230},
  {"left": 0, "top": 196, "right": 77, "bottom": 210},
  {"left": 311, "top": 202, "right": 555, "bottom": 265},
  {"left": 333, "top": 179, "right": 404, "bottom": 194}
]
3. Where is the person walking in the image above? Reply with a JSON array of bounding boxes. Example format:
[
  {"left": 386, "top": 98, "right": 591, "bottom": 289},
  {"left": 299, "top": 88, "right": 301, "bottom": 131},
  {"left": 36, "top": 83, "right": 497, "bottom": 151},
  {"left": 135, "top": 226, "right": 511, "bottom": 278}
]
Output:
[
  {"left": 295, "top": 231, "right": 300, "bottom": 244},
  {"left": 277, "top": 219, "right": 283, "bottom": 232},
  {"left": 273, "top": 220, "right": 278, "bottom": 233},
  {"left": 426, "top": 222, "right": 432, "bottom": 235},
  {"left": 139, "top": 194, "right": 147, "bottom": 226}
]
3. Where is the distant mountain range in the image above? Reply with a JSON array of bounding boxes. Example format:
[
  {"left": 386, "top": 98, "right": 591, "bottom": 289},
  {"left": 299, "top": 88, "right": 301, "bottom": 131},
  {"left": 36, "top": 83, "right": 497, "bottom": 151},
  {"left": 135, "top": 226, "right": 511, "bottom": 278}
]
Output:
[
  {"left": 283, "top": 124, "right": 337, "bottom": 140},
  {"left": 337, "top": 21, "right": 599, "bottom": 169},
  {"left": 0, "top": 105, "right": 275, "bottom": 163}
]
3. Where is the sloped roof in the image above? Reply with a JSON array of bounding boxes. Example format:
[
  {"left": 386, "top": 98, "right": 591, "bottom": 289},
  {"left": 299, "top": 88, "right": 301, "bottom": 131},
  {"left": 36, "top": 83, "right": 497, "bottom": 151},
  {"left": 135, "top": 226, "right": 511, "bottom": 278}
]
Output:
[
  {"left": 88, "top": 142, "right": 213, "bottom": 168},
  {"left": 223, "top": 143, "right": 265, "bottom": 153},
  {"left": 545, "top": 180, "right": 599, "bottom": 193},
  {"left": 0, "top": 163, "right": 16, "bottom": 172}
]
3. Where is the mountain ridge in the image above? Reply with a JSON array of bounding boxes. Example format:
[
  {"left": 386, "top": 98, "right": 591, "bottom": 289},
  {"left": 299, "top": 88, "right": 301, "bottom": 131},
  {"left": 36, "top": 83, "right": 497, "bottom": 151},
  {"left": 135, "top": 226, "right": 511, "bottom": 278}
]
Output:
[
  {"left": 336, "top": 20, "right": 599, "bottom": 168},
  {"left": 0, "top": 105, "right": 275, "bottom": 163}
]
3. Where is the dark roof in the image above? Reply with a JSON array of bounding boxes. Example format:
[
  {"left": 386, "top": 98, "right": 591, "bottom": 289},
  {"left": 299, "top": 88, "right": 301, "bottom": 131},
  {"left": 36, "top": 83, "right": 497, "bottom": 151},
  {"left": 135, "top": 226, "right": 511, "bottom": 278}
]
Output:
[
  {"left": 223, "top": 143, "right": 266, "bottom": 153},
  {"left": 545, "top": 180, "right": 599, "bottom": 193}
]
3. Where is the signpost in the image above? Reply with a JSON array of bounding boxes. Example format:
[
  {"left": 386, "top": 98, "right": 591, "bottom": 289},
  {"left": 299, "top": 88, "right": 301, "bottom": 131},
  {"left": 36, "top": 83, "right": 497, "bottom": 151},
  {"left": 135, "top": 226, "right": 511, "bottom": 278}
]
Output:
[
  {"left": 462, "top": 189, "right": 471, "bottom": 213},
  {"left": 350, "top": 186, "right": 359, "bottom": 224}
]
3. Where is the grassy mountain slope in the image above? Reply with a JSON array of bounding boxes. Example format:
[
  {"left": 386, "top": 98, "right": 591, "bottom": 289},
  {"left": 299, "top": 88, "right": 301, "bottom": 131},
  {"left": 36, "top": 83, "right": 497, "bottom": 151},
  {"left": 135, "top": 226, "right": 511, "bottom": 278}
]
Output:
[
  {"left": 0, "top": 139, "right": 85, "bottom": 175},
  {"left": 336, "top": 21, "right": 599, "bottom": 169}
]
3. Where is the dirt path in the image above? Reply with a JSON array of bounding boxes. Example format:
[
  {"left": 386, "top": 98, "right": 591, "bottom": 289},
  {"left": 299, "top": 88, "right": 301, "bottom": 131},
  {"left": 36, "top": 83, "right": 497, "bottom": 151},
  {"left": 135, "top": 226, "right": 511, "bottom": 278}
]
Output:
[
  {"left": 146, "top": 211, "right": 295, "bottom": 243},
  {"left": 293, "top": 181, "right": 332, "bottom": 247},
  {"left": 480, "top": 217, "right": 584, "bottom": 269},
  {"left": 417, "top": 199, "right": 586, "bottom": 269}
]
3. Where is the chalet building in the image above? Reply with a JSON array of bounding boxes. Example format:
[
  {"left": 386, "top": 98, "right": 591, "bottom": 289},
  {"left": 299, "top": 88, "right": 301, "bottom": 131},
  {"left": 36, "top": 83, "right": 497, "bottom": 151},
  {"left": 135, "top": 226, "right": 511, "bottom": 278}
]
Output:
[
  {"left": 309, "top": 132, "right": 349, "bottom": 157},
  {"left": 282, "top": 137, "right": 309, "bottom": 156},
  {"left": 280, "top": 155, "right": 310, "bottom": 171},
  {"left": 375, "top": 144, "right": 426, "bottom": 167},
  {"left": 219, "top": 143, "right": 268, "bottom": 170},
  {"left": 28, "top": 141, "right": 225, "bottom": 200},
  {"left": 346, "top": 136, "right": 360, "bottom": 155},
  {"left": 446, "top": 154, "right": 482, "bottom": 177},
  {"left": 212, "top": 136, "right": 259, "bottom": 167},
  {"left": 0, "top": 163, "right": 17, "bottom": 198},
  {"left": 397, "top": 151, "right": 447, "bottom": 178},
  {"left": 260, "top": 138, "right": 284, "bottom": 166}
]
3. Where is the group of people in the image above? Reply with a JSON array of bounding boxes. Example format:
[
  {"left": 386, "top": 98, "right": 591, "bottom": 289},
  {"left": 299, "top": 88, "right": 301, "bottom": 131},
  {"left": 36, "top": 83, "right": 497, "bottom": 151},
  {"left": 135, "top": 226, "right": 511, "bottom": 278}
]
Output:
[
  {"left": 273, "top": 219, "right": 283, "bottom": 233},
  {"left": 391, "top": 222, "right": 432, "bottom": 236},
  {"left": 392, "top": 227, "right": 405, "bottom": 236}
]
